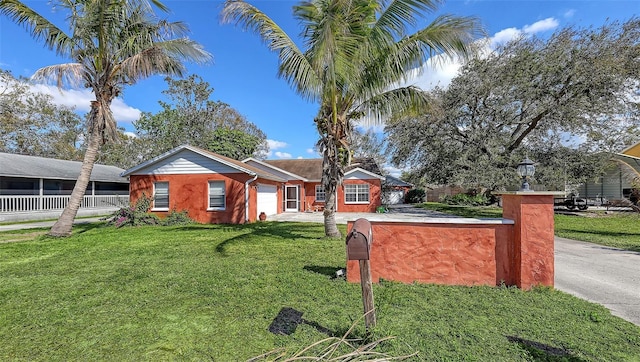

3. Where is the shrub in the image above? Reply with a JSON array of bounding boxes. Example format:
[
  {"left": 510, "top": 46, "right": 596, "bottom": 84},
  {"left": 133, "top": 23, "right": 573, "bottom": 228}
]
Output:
[
  {"left": 405, "top": 189, "right": 426, "bottom": 203},
  {"left": 441, "top": 192, "right": 490, "bottom": 206},
  {"left": 376, "top": 205, "right": 388, "bottom": 213},
  {"left": 104, "top": 194, "right": 197, "bottom": 227},
  {"left": 103, "top": 193, "right": 159, "bottom": 227},
  {"left": 161, "top": 209, "right": 195, "bottom": 226}
]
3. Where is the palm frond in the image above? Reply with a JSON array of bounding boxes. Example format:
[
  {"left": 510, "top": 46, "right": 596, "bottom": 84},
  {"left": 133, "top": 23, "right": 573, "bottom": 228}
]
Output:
[
  {"left": 0, "top": 0, "right": 73, "bottom": 57},
  {"left": 31, "top": 63, "right": 85, "bottom": 89},
  {"left": 353, "top": 85, "right": 431, "bottom": 126},
  {"left": 118, "top": 38, "right": 210, "bottom": 83},
  {"left": 354, "top": 13, "right": 483, "bottom": 100},
  {"left": 222, "top": 0, "right": 321, "bottom": 101},
  {"left": 408, "top": 14, "right": 485, "bottom": 63},
  {"left": 373, "top": 0, "right": 442, "bottom": 39}
]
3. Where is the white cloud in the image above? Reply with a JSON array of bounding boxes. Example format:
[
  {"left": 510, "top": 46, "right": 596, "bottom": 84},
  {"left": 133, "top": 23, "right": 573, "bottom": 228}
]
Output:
[
  {"left": 490, "top": 27, "right": 522, "bottom": 46},
  {"left": 124, "top": 131, "right": 138, "bottom": 138},
  {"left": 267, "top": 139, "right": 288, "bottom": 150},
  {"left": 263, "top": 139, "right": 290, "bottom": 158},
  {"left": 564, "top": 9, "right": 576, "bottom": 19},
  {"left": 492, "top": 18, "right": 559, "bottom": 47},
  {"left": 523, "top": 18, "right": 559, "bottom": 34},
  {"left": 29, "top": 83, "right": 141, "bottom": 123},
  {"left": 110, "top": 98, "right": 142, "bottom": 123},
  {"left": 306, "top": 148, "right": 316, "bottom": 154},
  {"left": 275, "top": 151, "right": 292, "bottom": 159}
]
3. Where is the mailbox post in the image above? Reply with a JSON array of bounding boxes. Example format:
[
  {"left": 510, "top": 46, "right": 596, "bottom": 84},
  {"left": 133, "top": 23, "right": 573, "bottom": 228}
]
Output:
[{"left": 346, "top": 218, "right": 376, "bottom": 329}]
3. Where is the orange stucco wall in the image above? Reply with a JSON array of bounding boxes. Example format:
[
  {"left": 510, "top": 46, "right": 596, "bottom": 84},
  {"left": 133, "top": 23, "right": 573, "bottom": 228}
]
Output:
[
  {"left": 129, "top": 174, "right": 280, "bottom": 224},
  {"left": 347, "top": 222, "right": 512, "bottom": 286},
  {"left": 502, "top": 194, "right": 555, "bottom": 289},
  {"left": 347, "top": 193, "right": 556, "bottom": 289}
]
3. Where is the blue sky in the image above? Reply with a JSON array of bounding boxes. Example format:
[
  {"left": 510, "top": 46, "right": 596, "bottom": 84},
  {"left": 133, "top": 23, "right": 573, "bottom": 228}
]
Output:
[{"left": 1, "top": 0, "right": 637, "bottom": 170}]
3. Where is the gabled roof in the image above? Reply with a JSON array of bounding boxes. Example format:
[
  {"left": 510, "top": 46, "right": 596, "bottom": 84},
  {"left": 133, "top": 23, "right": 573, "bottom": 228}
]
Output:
[
  {"left": 260, "top": 158, "right": 384, "bottom": 181},
  {"left": 621, "top": 141, "right": 640, "bottom": 158},
  {"left": 263, "top": 159, "right": 324, "bottom": 180},
  {"left": 120, "top": 145, "right": 285, "bottom": 182},
  {"left": 243, "top": 157, "right": 308, "bottom": 181},
  {"left": 345, "top": 167, "right": 385, "bottom": 180},
  {"left": 0, "top": 152, "right": 127, "bottom": 183},
  {"left": 348, "top": 158, "right": 383, "bottom": 176},
  {"left": 384, "top": 175, "right": 414, "bottom": 187}
]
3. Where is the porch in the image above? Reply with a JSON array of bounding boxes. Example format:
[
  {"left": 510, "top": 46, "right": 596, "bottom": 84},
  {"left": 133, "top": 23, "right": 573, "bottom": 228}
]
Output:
[
  {"left": 0, "top": 153, "right": 129, "bottom": 222},
  {"left": 0, "top": 194, "right": 128, "bottom": 222}
]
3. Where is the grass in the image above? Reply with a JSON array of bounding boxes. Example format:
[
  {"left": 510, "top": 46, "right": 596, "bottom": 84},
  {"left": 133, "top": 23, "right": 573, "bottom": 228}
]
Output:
[
  {"left": 555, "top": 213, "right": 640, "bottom": 252},
  {"left": 417, "top": 202, "right": 640, "bottom": 252},
  {"left": 1, "top": 222, "right": 640, "bottom": 361},
  {"left": 417, "top": 202, "right": 504, "bottom": 218}
]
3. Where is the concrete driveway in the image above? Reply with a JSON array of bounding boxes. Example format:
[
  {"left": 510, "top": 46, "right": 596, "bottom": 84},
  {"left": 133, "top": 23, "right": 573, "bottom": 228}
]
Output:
[{"left": 555, "top": 237, "right": 640, "bottom": 326}]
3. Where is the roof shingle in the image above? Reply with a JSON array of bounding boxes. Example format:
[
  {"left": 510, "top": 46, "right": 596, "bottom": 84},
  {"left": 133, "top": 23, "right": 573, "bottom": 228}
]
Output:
[
  {"left": 0, "top": 153, "right": 127, "bottom": 183},
  {"left": 263, "top": 158, "right": 383, "bottom": 181}
]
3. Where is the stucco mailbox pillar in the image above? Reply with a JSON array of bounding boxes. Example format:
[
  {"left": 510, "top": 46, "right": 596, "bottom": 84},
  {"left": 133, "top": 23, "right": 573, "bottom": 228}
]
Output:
[{"left": 499, "top": 191, "right": 562, "bottom": 289}]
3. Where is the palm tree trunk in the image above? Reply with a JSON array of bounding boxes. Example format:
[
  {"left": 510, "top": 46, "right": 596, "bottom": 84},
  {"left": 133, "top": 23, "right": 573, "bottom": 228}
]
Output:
[
  {"left": 48, "top": 129, "right": 102, "bottom": 237},
  {"left": 317, "top": 117, "right": 345, "bottom": 238},
  {"left": 323, "top": 180, "right": 341, "bottom": 238}
]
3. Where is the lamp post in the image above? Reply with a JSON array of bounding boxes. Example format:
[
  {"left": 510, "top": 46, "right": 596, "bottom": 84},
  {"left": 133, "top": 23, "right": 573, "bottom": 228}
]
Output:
[{"left": 516, "top": 157, "right": 535, "bottom": 191}]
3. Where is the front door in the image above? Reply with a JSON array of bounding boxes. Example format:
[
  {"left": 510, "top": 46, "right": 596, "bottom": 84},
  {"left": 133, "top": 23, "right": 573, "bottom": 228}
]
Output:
[{"left": 285, "top": 185, "right": 299, "bottom": 212}]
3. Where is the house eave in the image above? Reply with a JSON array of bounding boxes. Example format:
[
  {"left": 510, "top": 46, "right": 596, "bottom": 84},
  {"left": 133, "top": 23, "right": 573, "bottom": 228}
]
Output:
[{"left": 344, "top": 167, "right": 385, "bottom": 180}]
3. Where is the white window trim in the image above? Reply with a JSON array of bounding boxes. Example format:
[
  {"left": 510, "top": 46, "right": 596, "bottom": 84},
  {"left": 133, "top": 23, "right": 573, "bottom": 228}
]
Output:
[
  {"left": 152, "top": 181, "right": 169, "bottom": 211},
  {"left": 344, "top": 184, "right": 370, "bottom": 204},
  {"left": 207, "top": 180, "right": 226, "bottom": 211},
  {"left": 315, "top": 184, "right": 326, "bottom": 203}
]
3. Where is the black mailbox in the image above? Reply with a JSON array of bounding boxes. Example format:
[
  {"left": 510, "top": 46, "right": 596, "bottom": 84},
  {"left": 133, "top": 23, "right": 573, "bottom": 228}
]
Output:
[{"left": 346, "top": 218, "right": 372, "bottom": 260}]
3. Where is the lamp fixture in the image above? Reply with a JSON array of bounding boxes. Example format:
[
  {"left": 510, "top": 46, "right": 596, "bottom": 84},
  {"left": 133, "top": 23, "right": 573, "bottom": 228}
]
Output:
[{"left": 516, "top": 157, "right": 535, "bottom": 191}]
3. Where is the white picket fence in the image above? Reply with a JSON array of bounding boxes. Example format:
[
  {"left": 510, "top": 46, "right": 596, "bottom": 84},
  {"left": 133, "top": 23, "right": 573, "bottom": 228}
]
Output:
[{"left": 0, "top": 195, "right": 128, "bottom": 213}]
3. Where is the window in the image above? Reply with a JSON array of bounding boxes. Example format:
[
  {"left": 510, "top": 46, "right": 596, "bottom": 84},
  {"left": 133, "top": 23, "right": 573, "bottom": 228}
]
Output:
[
  {"left": 153, "top": 182, "right": 169, "bottom": 210},
  {"left": 208, "top": 181, "right": 226, "bottom": 210},
  {"left": 315, "top": 185, "right": 326, "bottom": 202},
  {"left": 345, "top": 184, "right": 369, "bottom": 203}
]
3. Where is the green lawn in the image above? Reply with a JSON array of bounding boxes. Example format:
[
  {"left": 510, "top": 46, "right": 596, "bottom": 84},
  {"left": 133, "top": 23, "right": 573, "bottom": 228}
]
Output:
[
  {"left": 417, "top": 202, "right": 504, "bottom": 218},
  {"left": 1, "top": 222, "right": 639, "bottom": 361},
  {"left": 418, "top": 202, "right": 640, "bottom": 252},
  {"left": 555, "top": 213, "right": 640, "bottom": 252}
]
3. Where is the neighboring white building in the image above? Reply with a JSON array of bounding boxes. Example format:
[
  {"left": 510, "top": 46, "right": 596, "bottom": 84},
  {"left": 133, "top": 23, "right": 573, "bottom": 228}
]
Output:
[
  {"left": 576, "top": 142, "right": 640, "bottom": 203},
  {"left": 0, "top": 153, "right": 129, "bottom": 220}
]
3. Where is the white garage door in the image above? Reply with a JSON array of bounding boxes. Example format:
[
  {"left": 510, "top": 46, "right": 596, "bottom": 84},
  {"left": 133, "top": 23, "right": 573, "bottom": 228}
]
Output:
[
  {"left": 257, "top": 184, "right": 278, "bottom": 216},
  {"left": 383, "top": 190, "right": 405, "bottom": 205}
]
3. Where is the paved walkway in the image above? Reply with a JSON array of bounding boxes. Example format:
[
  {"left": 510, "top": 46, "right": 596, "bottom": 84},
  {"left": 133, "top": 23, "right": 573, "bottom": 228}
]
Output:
[{"left": 0, "top": 217, "right": 105, "bottom": 232}]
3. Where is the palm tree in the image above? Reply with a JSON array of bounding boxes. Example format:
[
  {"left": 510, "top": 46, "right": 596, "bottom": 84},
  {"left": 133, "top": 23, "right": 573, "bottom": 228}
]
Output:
[
  {"left": 0, "top": 0, "right": 212, "bottom": 236},
  {"left": 223, "top": 0, "right": 483, "bottom": 237}
]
